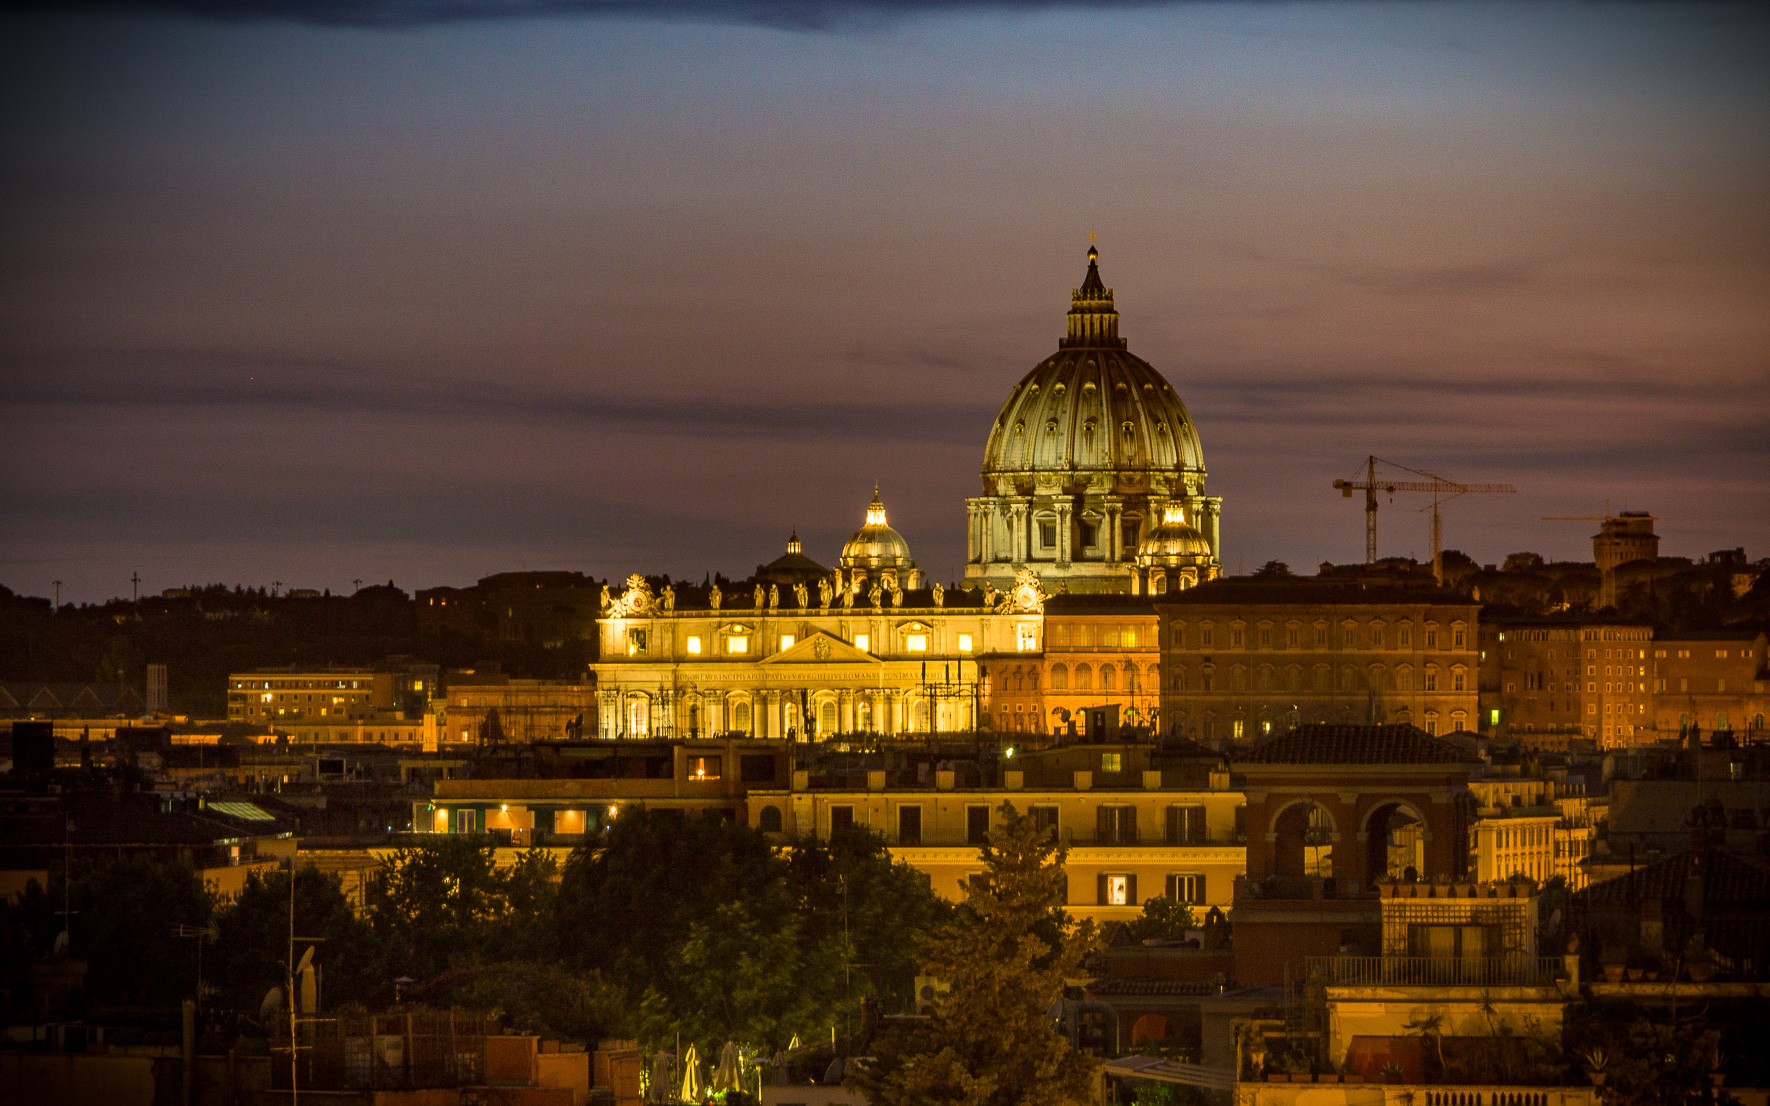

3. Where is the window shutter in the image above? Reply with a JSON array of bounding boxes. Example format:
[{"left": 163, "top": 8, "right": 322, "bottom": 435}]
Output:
[
  {"left": 1166, "top": 805, "right": 1181, "bottom": 845},
  {"left": 1097, "top": 805, "right": 1112, "bottom": 844},
  {"left": 1126, "top": 873, "right": 1138, "bottom": 906},
  {"left": 1166, "top": 874, "right": 1180, "bottom": 901},
  {"left": 1193, "top": 874, "right": 1207, "bottom": 904},
  {"left": 1097, "top": 873, "right": 1109, "bottom": 905},
  {"left": 1124, "top": 806, "right": 1138, "bottom": 844}
]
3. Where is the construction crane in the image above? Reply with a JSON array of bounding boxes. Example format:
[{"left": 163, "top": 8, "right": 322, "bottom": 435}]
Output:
[{"left": 1332, "top": 456, "right": 1517, "bottom": 585}]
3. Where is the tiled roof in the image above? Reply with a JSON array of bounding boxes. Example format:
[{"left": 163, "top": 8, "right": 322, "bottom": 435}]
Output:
[
  {"left": 1238, "top": 724, "right": 1482, "bottom": 766},
  {"left": 1575, "top": 846, "right": 1770, "bottom": 909},
  {"left": 1155, "top": 580, "right": 1476, "bottom": 608}
]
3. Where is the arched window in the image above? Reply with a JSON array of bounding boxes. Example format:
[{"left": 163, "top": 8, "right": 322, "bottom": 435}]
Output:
[
  {"left": 1396, "top": 666, "right": 1413, "bottom": 693},
  {"left": 1075, "top": 664, "right": 1094, "bottom": 691},
  {"left": 820, "top": 700, "right": 838, "bottom": 735},
  {"left": 1050, "top": 664, "right": 1069, "bottom": 690},
  {"left": 1101, "top": 665, "right": 1117, "bottom": 691},
  {"left": 1340, "top": 666, "right": 1357, "bottom": 692},
  {"left": 1147, "top": 664, "right": 1160, "bottom": 691},
  {"left": 1028, "top": 670, "right": 1040, "bottom": 691},
  {"left": 759, "top": 805, "right": 783, "bottom": 833},
  {"left": 1258, "top": 666, "right": 1274, "bottom": 691},
  {"left": 734, "top": 700, "right": 751, "bottom": 733}
]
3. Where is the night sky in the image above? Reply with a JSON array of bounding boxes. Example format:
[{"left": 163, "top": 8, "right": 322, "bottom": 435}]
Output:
[{"left": 3, "top": 2, "right": 1767, "bottom": 605}]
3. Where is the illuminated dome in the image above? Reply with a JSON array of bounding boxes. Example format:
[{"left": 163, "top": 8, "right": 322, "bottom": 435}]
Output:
[
  {"left": 980, "top": 247, "right": 1205, "bottom": 479},
  {"left": 965, "top": 245, "right": 1221, "bottom": 594},
  {"left": 1133, "top": 501, "right": 1218, "bottom": 595},
  {"left": 840, "top": 488, "right": 920, "bottom": 589},
  {"left": 1138, "top": 502, "right": 1212, "bottom": 562}
]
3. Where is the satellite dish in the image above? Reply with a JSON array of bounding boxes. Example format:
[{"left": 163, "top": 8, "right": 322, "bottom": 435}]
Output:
[
  {"left": 53, "top": 931, "right": 69, "bottom": 957},
  {"left": 296, "top": 945, "right": 315, "bottom": 976},
  {"left": 260, "top": 986, "right": 284, "bottom": 1021}
]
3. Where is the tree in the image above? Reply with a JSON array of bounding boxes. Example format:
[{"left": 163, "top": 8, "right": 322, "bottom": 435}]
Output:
[
  {"left": 637, "top": 900, "right": 842, "bottom": 1056},
  {"left": 787, "top": 825, "right": 952, "bottom": 1014},
  {"left": 1126, "top": 896, "right": 1194, "bottom": 943},
  {"left": 1253, "top": 561, "right": 1292, "bottom": 579},
  {"left": 70, "top": 854, "right": 216, "bottom": 1007},
  {"left": 371, "top": 839, "right": 554, "bottom": 980},
  {"left": 851, "top": 801, "right": 1099, "bottom": 1106},
  {"left": 558, "top": 811, "right": 945, "bottom": 1055},
  {"left": 556, "top": 810, "right": 782, "bottom": 998},
  {"left": 212, "top": 865, "right": 385, "bottom": 1016},
  {"left": 1595, "top": 1017, "right": 1736, "bottom": 1106},
  {"left": 450, "top": 962, "right": 625, "bottom": 1045}
]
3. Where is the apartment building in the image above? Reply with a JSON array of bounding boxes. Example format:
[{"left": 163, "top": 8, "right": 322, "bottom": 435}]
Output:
[
  {"left": 1479, "top": 617, "right": 1653, "bottom": 750},
  {"left": 748, "top": 742, "right": 1246, "bottom": 923},
  {"left": 1651, "top": 629, "right": 1769, "bottom": 738},
  {"left": 1156, "top": 581, "right": 1480, "bottom": 744}
]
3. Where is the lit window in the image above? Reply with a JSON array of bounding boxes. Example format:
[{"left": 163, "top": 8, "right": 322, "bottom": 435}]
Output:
[
  {"left": 780, "top": 634, "right": 796, "bottom": 650},
  {"left": 959, "top": 634, "right": 973, "bottom": 652},
  {"left": 907, "top": 634, "right": 928, "bottom": 652},
  {"left": 628, "top": 629, "right": 647, "bottom": 656},
  {"left": 687, "top": 755, "right": 721, "bottom": 780},
  {"left": 1017, "top": 624, "right": 1038, "bottom": 651},
  {"left": 1101, "top": 752, "right": 1122, "bottom": 773},
  {"left": 687, "top": 636, "right": 702, "bottom": 654},
  {"left": 1106, "top": 875, "right": 1129, "bottom": 906},
  {"left": 854, "top": 634, "right": 870, "bottom": 652},
  {"left": 728, "top": 636, "right": 749, "bottom": 655}
]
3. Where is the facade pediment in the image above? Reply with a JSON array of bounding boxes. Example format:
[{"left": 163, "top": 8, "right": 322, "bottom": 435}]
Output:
[{"left": 760, "top": 631, "right": 880, "bottom": 665}]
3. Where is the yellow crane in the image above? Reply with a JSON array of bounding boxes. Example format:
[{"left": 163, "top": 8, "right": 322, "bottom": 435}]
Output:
[{"left": 1333, "top": 455, "right": 1517, "bottom": 585}]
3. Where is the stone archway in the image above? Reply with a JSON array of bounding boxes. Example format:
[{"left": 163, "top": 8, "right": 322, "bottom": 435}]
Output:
[
  {"left": 1363, "top": 800, "right": 1427, "bottom": 887},
  {"left": 1272, "top": 800, "right": 1335, "bottom": 879}
]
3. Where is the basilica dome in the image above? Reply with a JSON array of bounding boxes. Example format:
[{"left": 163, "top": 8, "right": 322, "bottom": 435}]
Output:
[
  {"left": 980, "top": 246, "right": 1205, "bottom": 481},
  {"left": 964, "top": 245, "right": 1221, "bottom": 595}
]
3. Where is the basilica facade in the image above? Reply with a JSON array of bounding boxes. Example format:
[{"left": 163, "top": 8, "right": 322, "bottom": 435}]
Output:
[{"left": 591, "top": 246, "right": 1220, "bottom": 739}]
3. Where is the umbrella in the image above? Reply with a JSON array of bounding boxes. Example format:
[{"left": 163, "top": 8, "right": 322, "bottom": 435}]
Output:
[
  {"left": 712, "top": 1041, "right": 741, "bottom": 1093},
  {"left": 770, "top": 1051, "right": 790, "bottom": 1087},
  {"left": 679, "top": 1042, "right": 703, "bottom": 1102},
  {"left": 645, "top": 1050, "right": 670, "bottom": 1103}
]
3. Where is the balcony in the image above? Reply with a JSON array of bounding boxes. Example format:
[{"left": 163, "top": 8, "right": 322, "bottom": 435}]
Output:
[
  {"left": 1236, "top": 875, "right": 1345, "bottom": 901},
  {"left": 1305, "top": 955, "right": 1563, "bottom": 987}
]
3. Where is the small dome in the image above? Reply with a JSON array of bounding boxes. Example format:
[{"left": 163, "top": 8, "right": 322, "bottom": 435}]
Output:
[
  {"left": 841, "top": 489, "right": 914, "bottom": 567},
  {"left": 1138, "top": 502, "right": 1212, "bottom": 563}
]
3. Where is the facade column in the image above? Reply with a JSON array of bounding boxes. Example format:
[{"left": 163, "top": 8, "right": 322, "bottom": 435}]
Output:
[
  {"left": 1057, "top": 502, "right": 1073, "bottom": 565},
  {"left": 656, "top": 690, "right": 674, "bottom": 739},
  {"left": 1105, "top": 500, "right": 1123, "bottom": 563},
  {"left": 966, "top": 504, "right": 980, "bottom": 564}
]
